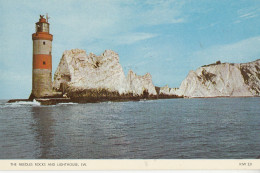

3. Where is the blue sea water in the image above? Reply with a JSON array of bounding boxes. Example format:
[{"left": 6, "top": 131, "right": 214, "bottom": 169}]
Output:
[{"left": 0, "top": 98, "right": 259, "bottom": 159}]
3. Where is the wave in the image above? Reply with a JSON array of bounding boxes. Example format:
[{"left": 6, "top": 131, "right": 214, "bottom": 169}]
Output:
[
  {"left": 58, "top": 102, "right": 78, "bottom": 105},
  {"left": 3, "top": 99, "right": 41, "bottom": 108},
  {"left": 139, "top": 99, "right": 155, "bottom": 103}
]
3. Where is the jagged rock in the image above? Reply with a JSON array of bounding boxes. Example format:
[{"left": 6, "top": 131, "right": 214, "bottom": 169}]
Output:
[
  {"left": 159, "top": 85, "right": 170, "bottom": 95},
  {"left": 53, "top": 49, "right": 159, "bottom": 100},
  {"left": 53, "top": 49, "right": 130, "bottom": 95},
  {"left": 174, "top": 59, "right": 260, "bottom": 98},
  {"left": 159, "top": 85, "right": 178, "bottom": 95},
  {"left": 157, "top": 85, "right": 180, "bottom": 98},
  {"left": 127, "top": 70, "right": 157, "bottom": 96},
  {"left": 170, "top": 88, "right": 178, "bottom": 95}
]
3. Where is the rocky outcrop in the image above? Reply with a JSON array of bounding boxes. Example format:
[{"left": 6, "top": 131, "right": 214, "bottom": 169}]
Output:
[
  {"left": 127, "top": 70, "right": 157, "bottom": 96},
  {"left": 159, "top": 85, "right": 170, "bottom": 95},
  {"left": 53, "top": 49, "right": 260, "bottom": 100},
  {"left": 156, "top": 85, "right": 180, "bottom": 98},
  {"left": 53, "top": 49, "right": 130, "bottom": 95},
  {"left": 174, "top": 59, "right": 260, "bottom": 98},
  {"left": 159, "top": 85, "right": 178, "bottom": 95},
  {"left": 53, "top": 49, "right": 161, "bottom": 101}
]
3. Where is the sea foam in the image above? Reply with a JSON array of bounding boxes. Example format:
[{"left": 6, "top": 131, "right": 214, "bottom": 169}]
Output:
[{"left": 3, "top": 99, "right": 41, "bottom": 108}]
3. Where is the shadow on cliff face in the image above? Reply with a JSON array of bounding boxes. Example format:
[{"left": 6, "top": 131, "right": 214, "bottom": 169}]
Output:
[
  {"left": 197, "top": 69, "right": 217, "bottom": 85},
  {"left": 142, "top": 89, "right": 149, "bottom": 99},
  {"left": 240, "top": 65, "right": 260, "bottom": 95},
  {"left": 240, "top": 66, "right": 252, "bottom": 85}
]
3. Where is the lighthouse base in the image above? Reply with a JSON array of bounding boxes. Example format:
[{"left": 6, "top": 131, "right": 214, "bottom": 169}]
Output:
[
  {"left": 32, "top": 69, "right": 53, "bottom": 98},
  {"left": 8, "top": 91, "right": 66, "bottom": 105},
  {"left": 28, "top": 91, "right": 63, "bottom": 100}
]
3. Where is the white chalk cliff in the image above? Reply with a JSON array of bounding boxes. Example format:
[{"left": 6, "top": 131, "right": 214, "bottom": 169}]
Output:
[
  {"left": 174, "top": 59, "right": 260, "bottom": 98},
  {"left": 53, "top": 49, "right": 130, "bottom": 94},
  {"left": 53, "top": 49, "right": 259, "bottom": 99},
  {"left": 127, "top": 70, "right": 157, "bottom": 96},
  {"left": 53, "top": 49, "right": 157, "bottom": 97}
]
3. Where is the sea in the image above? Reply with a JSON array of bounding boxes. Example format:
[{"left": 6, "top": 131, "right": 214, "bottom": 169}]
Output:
[{"left": 0, "top": 97, "right": 259, "bottom": 159}]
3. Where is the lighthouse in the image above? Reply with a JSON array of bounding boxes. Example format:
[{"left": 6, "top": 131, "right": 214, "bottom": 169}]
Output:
[{"left": 31, "top": 15, "right": 53, "bottom": 98}]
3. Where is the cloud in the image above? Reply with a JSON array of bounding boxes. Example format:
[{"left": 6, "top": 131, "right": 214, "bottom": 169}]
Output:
[
  {"left": 198, "top": 22, "right": 219, "bottom": 30},
  {"left": 239, "top": 12, "right": 257, "bottom": 19},
  {"left": 136, "top": 0, "right": 186, "bottom": 25},
  {"left": 115, "top": 33, "right": 157, "bottom": 45},
  {"left": 237, "top": 7, "right": 260, "bottom": 20},
  {"left": 233, "top": 20, "right": 241, "bottom": 24},
  {"left": 51, "top": 0, "right": 186, "bottom": 42},
  {"left": 194, "top": 36, "right": 260, "bottom": 64}
]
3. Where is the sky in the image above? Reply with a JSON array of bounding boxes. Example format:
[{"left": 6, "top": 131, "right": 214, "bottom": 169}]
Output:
[{"left": 1, "top": 0, "right": 260, "bottom": 99}]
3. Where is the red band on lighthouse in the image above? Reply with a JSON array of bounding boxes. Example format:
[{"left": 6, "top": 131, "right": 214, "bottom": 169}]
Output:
[
  {"left": 32, "top": 33, "right": 53, "bottom": 41},
  {"left": 33, "top": 54, "right": 52, "bottom": 69}
]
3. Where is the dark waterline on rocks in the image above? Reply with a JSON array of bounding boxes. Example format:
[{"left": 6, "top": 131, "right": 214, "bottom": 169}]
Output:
[{"left": 0, "top": 97, "right": 259, "bottom": 159}]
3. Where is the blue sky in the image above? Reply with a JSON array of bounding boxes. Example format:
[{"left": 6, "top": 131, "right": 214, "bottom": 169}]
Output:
[{"left": 1, "top": 0, "right": 260, "bottom": 99}]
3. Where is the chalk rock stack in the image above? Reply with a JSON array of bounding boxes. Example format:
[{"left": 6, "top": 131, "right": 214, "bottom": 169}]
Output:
[
  {"left": 159, "top": 85, "right": 178, "bottom": 95},
  {"left": 127, "top": 70, "right": 157, "bottom": 96},
  {"left": 174, "top": 59, "right": 260, "bottom": 98},
  {"left": 53, "top": 49, "right": 130, "bottom": 95},
  {"left": 53, "top": 49, "right": 260, "bottom": 100},
  {"left": 53, "top": 49, "right": 160, "bottom": 100}
]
